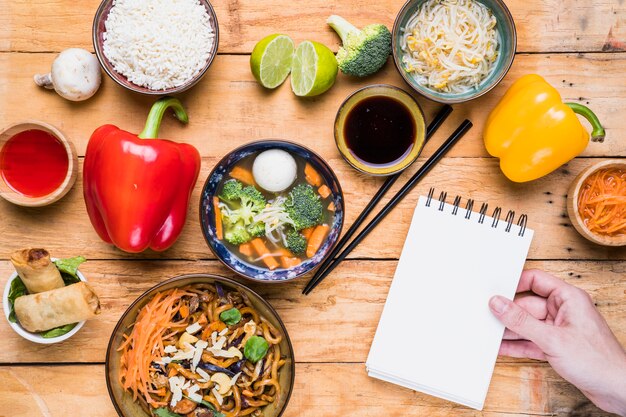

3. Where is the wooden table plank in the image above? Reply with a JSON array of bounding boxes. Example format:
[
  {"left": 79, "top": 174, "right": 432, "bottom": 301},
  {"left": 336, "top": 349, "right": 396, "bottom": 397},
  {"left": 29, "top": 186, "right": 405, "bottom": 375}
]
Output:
[
  {"left": 1, "top": 260, "right": 623, "bottom": 364},
  {"left": 1, "top": 0, "right": 624, "bottom": 416},
  {"left": 1, "top": 53, "right": 624, "bottom": 159},
  {"left": 1, "top": 0, "right": 624, "bottom": 54},
  {"left": 1, "top": 157, "right": 625, "bottom": 261},
  {"left": 0, "top": 363, "right": 613, "bottom": 417}
]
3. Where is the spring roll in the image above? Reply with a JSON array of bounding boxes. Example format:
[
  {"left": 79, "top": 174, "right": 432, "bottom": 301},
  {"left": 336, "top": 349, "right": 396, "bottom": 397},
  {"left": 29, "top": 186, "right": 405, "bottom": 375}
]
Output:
[
  {"left": 10, "top": 248, "right": 64, "bottom": 294},
  {"left": 14, "top": 282, "right": 101, "bottom": 332}
]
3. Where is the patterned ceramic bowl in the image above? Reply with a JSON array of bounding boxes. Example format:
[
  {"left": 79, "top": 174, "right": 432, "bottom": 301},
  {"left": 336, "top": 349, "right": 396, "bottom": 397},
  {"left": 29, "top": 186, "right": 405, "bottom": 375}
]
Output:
[
  {"left": 105, "top": 274, "right": 295, "bottom": 417},
  {"left": 392, "top": 0, "right": 517, "bottom": 104},
  {"left": 200, "top": 140, "right": 344, "bottom": 282},
  {"left": 92, "top": 0, "right": 219, "bottom": 95}
]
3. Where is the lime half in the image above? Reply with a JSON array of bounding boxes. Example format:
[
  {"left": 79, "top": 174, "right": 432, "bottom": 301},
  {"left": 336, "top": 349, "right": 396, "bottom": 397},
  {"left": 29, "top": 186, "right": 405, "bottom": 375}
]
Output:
[
  {"left": 250, "top": 34, "right": 295, "bottom": 89},
  {"left": 291, "top": 41, "right": 338, "bottom": 97}
]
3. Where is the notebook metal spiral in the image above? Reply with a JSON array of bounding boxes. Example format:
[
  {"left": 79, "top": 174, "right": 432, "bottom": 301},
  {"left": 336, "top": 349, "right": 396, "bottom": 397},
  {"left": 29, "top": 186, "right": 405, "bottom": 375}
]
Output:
[{"left": 425, "top": 188, "right": 528, "bottom": 237}]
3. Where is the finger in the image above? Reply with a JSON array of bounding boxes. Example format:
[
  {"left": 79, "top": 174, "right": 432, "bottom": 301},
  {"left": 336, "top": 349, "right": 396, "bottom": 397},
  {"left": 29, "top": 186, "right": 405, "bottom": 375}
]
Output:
[
  {"left": 516, "top": 269, "right": 569, "bottom": 297},
  {"left": 503, "top": 329, "right": 523, "bottom": 340},
  {"left": 514, "top": 294, "right": 548, "bottom": 320},
  {"left": 499, "top": 340, "right": 546, "bottom": 361},
  {"left": 489, "top": 295, "right": 555, "bottom": 350}
]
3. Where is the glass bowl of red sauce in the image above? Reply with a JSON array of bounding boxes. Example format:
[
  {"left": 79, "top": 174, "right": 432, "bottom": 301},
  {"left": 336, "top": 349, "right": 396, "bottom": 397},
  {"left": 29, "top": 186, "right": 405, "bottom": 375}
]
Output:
[{"left": 0, "top": 121, "right": 78, "bottom": 207}]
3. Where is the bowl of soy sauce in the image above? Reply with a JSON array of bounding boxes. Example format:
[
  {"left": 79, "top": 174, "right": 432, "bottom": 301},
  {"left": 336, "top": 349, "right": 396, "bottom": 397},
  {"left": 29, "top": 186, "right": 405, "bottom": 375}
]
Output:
[{"left": 334, "top": 84, "right": 426, "bottom": 176}]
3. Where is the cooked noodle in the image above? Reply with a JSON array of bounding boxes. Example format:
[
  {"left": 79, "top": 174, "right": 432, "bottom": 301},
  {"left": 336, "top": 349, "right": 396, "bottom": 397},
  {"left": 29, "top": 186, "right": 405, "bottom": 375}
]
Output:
[
  {"left": 401, "top": 0, "right": 500, "bottom": 93},
  {"left": 117, "top": 284, "right": 285, "bottom": 417}
]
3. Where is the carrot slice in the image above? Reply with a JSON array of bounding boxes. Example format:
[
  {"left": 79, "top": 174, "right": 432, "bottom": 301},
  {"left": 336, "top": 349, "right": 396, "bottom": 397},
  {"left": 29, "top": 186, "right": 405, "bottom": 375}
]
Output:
[
  {"left": 213, "top": 197, "right": 223, "bottom": 240},
  {"left": 306, "top": 224, "right": 330, "bottom": 258},
  {"left": 301, "top": 227, "right": 314, "bottom": 240},
  {"left": 304, "top": 163, "right": 322, "bottom": 187},
  {"left": 239, "top": 242, "right": 253, "bottom": 257},
  {"left": 208, "top": 320, "right": 227, "bottom": 332},
  {"left": 230, "top": 166, "right": 255, "bottom": 185},
  {"left": 179, "top": 304, "right": 189, "bottom": 319},
  {"left": 280, "top": 256, "right": 301, "bottom": 269},
  {"left": 328, "top": 201, "right": 335, "bottom": 212},
  {"left": 250, "top": 238, "right": 279, "bottom": 270},
  {"left": 275, "top": 247, "right": 294, "bottom": 257},
  {"left": 318, "top": 184, "right": 331, "bottom": 199}
]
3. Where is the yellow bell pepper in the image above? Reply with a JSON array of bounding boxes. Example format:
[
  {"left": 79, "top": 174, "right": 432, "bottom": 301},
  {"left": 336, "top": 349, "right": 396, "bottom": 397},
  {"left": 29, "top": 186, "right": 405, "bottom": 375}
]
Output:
[{"left": 484, "top": 74, "right": 605, "bottom": 182}]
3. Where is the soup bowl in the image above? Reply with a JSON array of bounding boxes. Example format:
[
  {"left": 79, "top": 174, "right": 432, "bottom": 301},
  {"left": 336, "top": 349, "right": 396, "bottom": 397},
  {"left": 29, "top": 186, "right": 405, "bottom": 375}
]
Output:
[
  {"left": 200, "top": 140, "right": 344, "bottom": 282},
  {"left": 105, "top": 274, "right": 295, "bottom": 417}
]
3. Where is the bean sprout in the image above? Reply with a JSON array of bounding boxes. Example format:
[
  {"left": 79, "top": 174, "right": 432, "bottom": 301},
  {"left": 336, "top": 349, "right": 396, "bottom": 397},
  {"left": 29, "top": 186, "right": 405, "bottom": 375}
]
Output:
[{"left": 401, "top": 0, "right": 499, "bottom": 93}]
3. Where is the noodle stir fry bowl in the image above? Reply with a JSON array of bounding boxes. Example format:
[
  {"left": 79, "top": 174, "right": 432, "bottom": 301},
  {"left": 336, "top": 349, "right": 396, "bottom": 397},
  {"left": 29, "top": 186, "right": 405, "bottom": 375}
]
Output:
[
  {"left": 105, "top": 274, "right": 295, "bottom": 417},
  {"left": 566, "top": 159, "right": 626, "bottom": 247},
  {"left": 392, "top": 0, "right": 517, "bottom": 104}
]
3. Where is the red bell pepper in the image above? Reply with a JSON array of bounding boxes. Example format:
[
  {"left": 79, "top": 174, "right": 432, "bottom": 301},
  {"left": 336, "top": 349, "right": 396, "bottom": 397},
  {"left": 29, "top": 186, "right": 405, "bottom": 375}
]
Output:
[{"left": 83, "top": 97, "right": 201, "bottom": 253}]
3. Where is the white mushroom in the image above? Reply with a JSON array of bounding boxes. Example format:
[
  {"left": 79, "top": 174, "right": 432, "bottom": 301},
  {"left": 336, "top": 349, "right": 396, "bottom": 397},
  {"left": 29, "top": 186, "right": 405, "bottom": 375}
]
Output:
[{"left": 34, "top": 48, "right": 102, "bottom": 101}]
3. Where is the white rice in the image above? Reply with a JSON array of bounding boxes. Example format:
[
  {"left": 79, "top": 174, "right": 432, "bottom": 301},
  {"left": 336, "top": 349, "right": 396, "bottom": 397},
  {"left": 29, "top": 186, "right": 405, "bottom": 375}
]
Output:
[{"left": 102, "top": 0, "right": 215, "bottom": 90}]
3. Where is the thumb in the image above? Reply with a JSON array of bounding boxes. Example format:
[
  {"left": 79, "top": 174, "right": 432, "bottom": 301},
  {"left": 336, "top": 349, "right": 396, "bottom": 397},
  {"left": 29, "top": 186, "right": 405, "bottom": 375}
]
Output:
[{"left": 489, "top": 295, "right": 553, "bottom": 349}]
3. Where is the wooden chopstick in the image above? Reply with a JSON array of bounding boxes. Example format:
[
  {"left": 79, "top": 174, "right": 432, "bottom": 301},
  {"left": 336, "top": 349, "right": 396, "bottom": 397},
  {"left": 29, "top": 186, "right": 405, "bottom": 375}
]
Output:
[
  {"left": 303, "top": 119, "right": 473, "bottom": 295},
  {"left": 303, "top": 105, "right": 453, "bottom": 294}
]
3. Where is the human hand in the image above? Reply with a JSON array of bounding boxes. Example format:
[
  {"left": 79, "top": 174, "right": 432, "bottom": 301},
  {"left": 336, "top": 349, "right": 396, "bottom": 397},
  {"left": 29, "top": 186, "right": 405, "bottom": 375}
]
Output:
[{"left": 488, "top": 269, "right": 626, "bottom": 416}]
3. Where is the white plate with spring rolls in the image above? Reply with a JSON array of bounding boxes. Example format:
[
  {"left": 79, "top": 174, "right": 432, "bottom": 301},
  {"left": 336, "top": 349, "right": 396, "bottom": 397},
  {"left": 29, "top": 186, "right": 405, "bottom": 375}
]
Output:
[{"left": 3, "top": 248, "right": 101, "bottom": 344}]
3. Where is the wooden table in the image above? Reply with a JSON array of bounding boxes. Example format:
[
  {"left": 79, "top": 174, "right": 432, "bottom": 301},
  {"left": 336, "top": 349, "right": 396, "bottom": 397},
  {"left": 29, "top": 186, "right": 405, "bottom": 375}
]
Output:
[{"left": 1, "top": 0, "right": 625, "bottom": 416}]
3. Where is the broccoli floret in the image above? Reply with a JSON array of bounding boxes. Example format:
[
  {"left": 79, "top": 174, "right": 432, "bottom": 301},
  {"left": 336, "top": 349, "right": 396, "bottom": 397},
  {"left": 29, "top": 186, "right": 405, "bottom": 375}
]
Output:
[
  {"left": 218, "top": 180, "right": 267, "bottom": 226},
  {"left": 224, "top": 221, "right": 252, "bottom": 245},
  {"left": 220, "top": 179, "right": 244, "bottom": 201},
  {"left": 285, "top": 229, "right": 307, "bottom": 255},
  {"left": 285, "top": 184, "right": 323, "bottom": 230},
  {"left": 327, "top": 15, "right": 392, "bottom": 77},
  {"left": 247, "top": 221, "right": 266, "bottom": 238}
]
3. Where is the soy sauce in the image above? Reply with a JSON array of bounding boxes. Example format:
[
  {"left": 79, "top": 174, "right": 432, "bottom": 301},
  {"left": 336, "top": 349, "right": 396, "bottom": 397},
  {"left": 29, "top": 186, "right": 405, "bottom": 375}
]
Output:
[{"left": 344, "top": 96, "right": 416, "bottom": 166}]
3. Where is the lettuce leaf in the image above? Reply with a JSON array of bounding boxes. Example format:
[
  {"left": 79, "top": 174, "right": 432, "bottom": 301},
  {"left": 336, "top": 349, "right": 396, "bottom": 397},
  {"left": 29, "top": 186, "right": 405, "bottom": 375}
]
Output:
[
  {"left": 40, "top": 323, "right": 77, "bottom": 338},
  {"left": 53, "top": 256, "right": 86, "bottom": 284},
  {"left": 7, "top": 277, "right": 27, "bottom": 323}
]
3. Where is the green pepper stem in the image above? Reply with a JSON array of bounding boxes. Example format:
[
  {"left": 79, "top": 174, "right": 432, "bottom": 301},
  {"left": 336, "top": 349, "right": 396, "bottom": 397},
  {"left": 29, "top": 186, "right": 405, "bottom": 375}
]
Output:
[
  {"left": 138, "top": 97, "right": 189, "bottom": 139},
  {"left": 565, "top": 102, "right": 605, "bottom": 143}
]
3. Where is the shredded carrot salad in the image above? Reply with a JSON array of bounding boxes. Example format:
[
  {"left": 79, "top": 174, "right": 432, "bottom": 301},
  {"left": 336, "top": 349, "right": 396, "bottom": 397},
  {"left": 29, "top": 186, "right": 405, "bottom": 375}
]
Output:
[
  {"left": 118, "top": 288, "right": 193, "bottom": 407},
  {"left": 577, "top": 167, "right": 626, "bottom": 236}
]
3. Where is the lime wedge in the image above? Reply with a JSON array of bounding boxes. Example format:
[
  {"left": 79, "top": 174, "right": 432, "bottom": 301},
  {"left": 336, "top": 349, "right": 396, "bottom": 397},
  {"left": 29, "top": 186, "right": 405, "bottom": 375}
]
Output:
[
  {"left": 250, "top": 34, "right": 295, "bottom": 89},
  {"left": 291, "top": 41, "right": 338, "bottom": 97}
]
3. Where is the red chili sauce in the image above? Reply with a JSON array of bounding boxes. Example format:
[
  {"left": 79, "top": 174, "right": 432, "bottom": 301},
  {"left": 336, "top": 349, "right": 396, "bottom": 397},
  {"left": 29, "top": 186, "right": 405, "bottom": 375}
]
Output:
[{"left": 0, "top": 129, "right": 69, "bottom": 198}]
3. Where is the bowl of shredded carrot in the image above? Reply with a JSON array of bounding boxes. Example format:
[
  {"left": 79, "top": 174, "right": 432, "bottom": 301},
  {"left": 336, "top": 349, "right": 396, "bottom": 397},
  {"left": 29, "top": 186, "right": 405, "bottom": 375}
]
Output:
[
  {"left": 567, "top": 159, "right": 626, "bottom": 246},
  {"left": 105, "top": 274, "right": 295, "bottom": 417}
]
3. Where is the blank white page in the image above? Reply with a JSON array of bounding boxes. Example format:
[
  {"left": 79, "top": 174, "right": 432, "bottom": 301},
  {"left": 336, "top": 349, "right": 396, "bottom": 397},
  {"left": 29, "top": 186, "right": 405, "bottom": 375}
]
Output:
[{"left": 366, "top": 195, "right": 534, "bottom": 410}]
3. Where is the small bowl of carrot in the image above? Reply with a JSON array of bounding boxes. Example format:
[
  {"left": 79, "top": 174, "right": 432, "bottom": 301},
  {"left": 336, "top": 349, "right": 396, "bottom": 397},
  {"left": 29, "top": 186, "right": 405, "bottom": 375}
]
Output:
[
  {"left": 567, "top": 159, "right": 626, "bottom": 246},
  {"left": 200, "top": 140, "right": 344, "bottom": 282}
]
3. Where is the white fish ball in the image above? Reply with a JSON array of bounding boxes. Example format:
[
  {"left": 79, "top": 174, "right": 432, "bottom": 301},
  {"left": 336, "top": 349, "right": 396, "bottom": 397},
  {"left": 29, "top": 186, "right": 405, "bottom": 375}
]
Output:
[{"left": 252, "top": 150, "right": 297, "bottom": 193}]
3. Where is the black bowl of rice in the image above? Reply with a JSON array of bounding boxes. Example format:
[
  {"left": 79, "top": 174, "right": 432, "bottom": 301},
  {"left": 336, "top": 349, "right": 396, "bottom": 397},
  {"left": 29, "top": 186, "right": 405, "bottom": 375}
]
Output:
[{"left": 93, "top": 0, "right": 219, "bottom": 95}]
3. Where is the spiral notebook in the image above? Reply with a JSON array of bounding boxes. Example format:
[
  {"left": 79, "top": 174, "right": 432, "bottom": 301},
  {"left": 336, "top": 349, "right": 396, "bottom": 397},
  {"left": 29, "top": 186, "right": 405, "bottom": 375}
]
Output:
[{"left": 366, "top": 189, "right": 534, "bottom": 410}]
